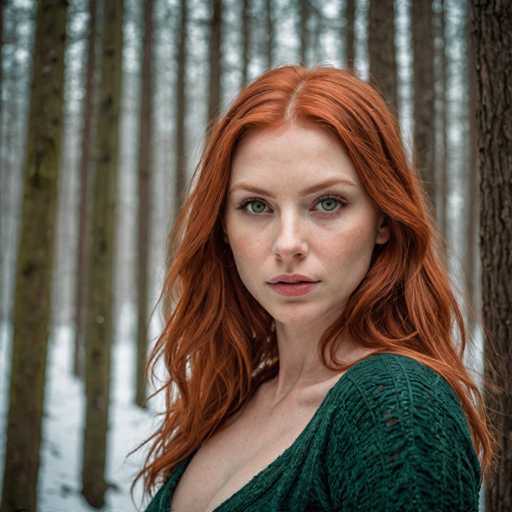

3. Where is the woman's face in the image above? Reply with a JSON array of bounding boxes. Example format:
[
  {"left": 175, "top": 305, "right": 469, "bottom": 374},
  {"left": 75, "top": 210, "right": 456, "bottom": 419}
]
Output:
[{"left": 223, "top": 121, "right": 389, "bottom": 328}]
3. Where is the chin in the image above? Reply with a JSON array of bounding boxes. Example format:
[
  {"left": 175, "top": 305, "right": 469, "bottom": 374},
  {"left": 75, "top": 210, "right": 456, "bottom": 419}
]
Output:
[{"left": 270, "top": 304, "right": 326, "bottom": 325}]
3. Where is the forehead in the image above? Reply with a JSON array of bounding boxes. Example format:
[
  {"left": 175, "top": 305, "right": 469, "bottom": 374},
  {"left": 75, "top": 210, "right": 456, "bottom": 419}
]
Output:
[{"left": 230, "top": 121, "right": 360, "bottom": 188}]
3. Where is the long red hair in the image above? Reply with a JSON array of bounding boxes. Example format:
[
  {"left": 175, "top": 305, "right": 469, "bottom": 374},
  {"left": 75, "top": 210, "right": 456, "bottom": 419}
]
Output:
[{"left": 130, "top": 65, "right": 497, "bottom": 504}]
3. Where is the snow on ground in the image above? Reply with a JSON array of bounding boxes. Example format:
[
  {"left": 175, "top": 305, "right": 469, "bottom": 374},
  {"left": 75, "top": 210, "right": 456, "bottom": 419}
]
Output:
[{"left": 0, "top": 302, "right": 167, "bottom": 512}]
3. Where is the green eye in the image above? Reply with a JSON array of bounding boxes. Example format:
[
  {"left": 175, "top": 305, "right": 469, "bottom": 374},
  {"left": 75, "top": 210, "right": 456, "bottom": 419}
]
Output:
[
  {"left": 235, "top": 198, "right": 269, "bottom": 215},
  {"left": 317, "top": 197, "right": 339, "bottom": 212},
  {"left": 244, "top": 200, "right": 267, "bottom": 214},
  {"left": 236, "top": 194, "right": 346, "bottom": 216}
]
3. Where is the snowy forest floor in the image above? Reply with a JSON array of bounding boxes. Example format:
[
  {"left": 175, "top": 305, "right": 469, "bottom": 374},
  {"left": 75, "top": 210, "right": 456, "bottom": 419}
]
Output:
[{"left": 0, "top": 302, "right": 163, "bottom": 512}]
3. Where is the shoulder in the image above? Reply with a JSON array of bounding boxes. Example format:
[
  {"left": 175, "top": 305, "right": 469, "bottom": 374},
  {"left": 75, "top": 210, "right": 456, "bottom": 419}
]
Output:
[
  {"left": 326, "top": 353, "right": 482, "bottom": 511},
  {"left": 341, "top": 351, "right": 444, "bottom": 389},
  {"left": 333, "top": 352, "right": 471, "bottom": 423}
]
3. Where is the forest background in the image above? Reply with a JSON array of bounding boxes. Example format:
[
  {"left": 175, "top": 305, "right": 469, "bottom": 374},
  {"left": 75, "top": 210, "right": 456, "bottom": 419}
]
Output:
[{"left": 0, "top": 0, "right": 510, "bottom": 511}]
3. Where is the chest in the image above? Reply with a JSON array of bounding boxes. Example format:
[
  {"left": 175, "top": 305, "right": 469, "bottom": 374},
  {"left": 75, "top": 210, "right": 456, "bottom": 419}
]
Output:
[{"left": 169, "top": 396, "right": 322, "bottom": 512}]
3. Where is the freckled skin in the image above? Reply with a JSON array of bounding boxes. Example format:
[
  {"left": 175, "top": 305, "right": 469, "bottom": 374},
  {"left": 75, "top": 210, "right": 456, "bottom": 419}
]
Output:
[
  {"left": 223, "top": 121, "right": 389, "bottom": 333},
  {"left": 222, "top": 123, "right": 389, "bottom": 392}
]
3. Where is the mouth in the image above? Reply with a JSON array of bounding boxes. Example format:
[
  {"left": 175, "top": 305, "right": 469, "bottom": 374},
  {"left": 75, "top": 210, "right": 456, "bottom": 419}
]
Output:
[
  {"left": 274, "top": 280, "right": 319, "bottom": 284},
  {"left": 268, "top": 281, "right": 320, "bottom": 297}
]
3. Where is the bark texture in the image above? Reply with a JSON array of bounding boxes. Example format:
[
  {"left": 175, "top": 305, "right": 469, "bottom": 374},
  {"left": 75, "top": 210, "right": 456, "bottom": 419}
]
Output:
[
  {"left": 264, "top": 0, "right": 274, "bottom": 69},
  {"left": 241, "top": 0, "right": 251, "bottom": 88},
  {"left": 0, "top": 0, "right": 5, "bottom": 174},
  {"left": 411, "top": 0, "right": 436, "bottom": 217},
  {"left": 0, "top": 0, "right": 6, "bottom": 304},
  {"left": 472, "top": 2, "right": 512, "bottom": 511},
  {"left": 367, "top": 0, "right": 398, "bottom": 115},
  {"left": 344, "top": 0, "right": 355, "bottom": 69},
  {"left": 0, "top": 1, "right": 68, "bottom": 511},
  {"left": 435, "top": 0, "right": 449, "bottom": 260},
  {"left": 81, "top": 0, "right": 123, "bottom": 506},
  {"left": 298, "top": 0, "right": 310, "bottom": 66},
  {"left": 465, "top": 4, "right": 479, "bottom": 338},
  {"left": 74, "top": 0, "right": 97, "bottom": 379},
  {"left": 207, "top": 0, "right": 222, "bottom": 125},
  {"left": 175, "top": 0, "right": 188, "bottom": 213},
  {"left": 135, "top": 0, "right": 155, "bottom": 408}
]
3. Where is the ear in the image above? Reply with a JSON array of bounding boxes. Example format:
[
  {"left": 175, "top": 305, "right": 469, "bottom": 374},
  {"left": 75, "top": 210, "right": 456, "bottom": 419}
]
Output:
[{"left": 375, "top": 214, "right": 390, "bottom": 245}]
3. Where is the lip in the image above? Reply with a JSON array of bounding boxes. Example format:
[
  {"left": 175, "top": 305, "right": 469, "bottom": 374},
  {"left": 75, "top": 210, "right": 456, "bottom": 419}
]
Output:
[
  {"left": 267, "top": 273, "right": 319, "bottom": 284},
  {"left": 268, "top": 281, "right": 319, "bottom": 297}
]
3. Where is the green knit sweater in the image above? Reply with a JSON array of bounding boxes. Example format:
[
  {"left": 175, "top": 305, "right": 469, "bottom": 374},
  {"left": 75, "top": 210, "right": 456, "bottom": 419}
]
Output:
[{"left": 143, "top": 353, "right": 481, "bottom": 511}]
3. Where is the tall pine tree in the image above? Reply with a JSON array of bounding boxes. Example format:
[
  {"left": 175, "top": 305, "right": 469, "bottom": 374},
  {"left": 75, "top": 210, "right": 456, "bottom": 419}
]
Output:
[
  {"left": 81, "top": 0, "right": 124, "bottom": 506},
  {"left": 135, "top": 0, "right": 155, "bottom": 408},
  {"left": 175, "top": 0, "right": 188, "bottom": 212},
  {"left": 0, "top": 1, "right": 69, "bottom": 510},
  {"left": 367, "top": 0, "right": 398, "bottom": 115},
  {"left": 411, "top": 1, "right": 436, "bottom": 217},
  {"left": 74, "top": 0, "right": 98, "bottom": 378},
  {"left": 472, "top": 1, "right": 512, "bottom": 510}
]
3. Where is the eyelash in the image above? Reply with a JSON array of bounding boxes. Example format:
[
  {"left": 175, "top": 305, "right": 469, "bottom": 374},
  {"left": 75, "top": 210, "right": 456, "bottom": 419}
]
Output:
[{"left": 235, "top": 194, "right": 348, "bottom": 216}]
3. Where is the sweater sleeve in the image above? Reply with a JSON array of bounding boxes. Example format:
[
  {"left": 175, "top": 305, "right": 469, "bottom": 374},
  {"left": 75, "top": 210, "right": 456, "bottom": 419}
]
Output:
[{"left": 325, "top": 354, "right": 482, "bottom": 511}]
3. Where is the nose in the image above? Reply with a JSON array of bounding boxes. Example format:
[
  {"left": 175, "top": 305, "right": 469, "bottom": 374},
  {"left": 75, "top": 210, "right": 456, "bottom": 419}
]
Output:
[{"left": 272, "top": 210, "right": 308, "bottom": 262}]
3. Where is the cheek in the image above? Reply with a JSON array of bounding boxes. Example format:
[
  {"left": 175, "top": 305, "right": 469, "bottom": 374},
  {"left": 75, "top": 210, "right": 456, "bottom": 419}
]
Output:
[
  {"left": 322, "top": 224, "right": 376, "bottom": 276},
  {"left": 230, "top": 233, "right": 265, "bottom": 260},
  {"left": 229, "top": 234, "right": 266, "bottom": 283}
]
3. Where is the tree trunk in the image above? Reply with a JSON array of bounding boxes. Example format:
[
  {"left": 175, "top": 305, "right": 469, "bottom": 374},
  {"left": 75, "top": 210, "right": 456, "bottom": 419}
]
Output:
[
  {"left": 0, "top": 0, "right": 6, "bottom": 314},
  {"left": 435, "top": 0, "right": 449, "bottom": 264},
  {"left": 135, "top": 0, "right": 155, "bottom": 409},
  {"left": 240, "top": 0, "right": 251, "bottom": 88},
  {"left": 411, "top": 0, "right": 436, "bottom": 218},
  {"left": 472, "top": 2, "right": 512, "bottom": 511},
  {"left": 74, "top": 0, "right": 97, "bottom": 379},
  {"left": 175, "top": 0, "right": 188, "bottom": 215},
  {"left": 207, "top": 0, "right": 222, "bottom": 125},
  {"left": 312, "top": 11, "right": 322, "bottom": 64},
  {"left": 367, "top": 0, "right": 398, "bottom": 115},
  {"left": 0, "top": 0, "right": 5, "bottom": 177},
  {"left": 464, "top": 3, "right": 478, "bottom": 338},
  {"left": 298, "top": 0, "right": 310, "bottom": 66},
  {"left": 344, "top": 0, "right": 355, "bottom": 69},
  {"left": 264, "top": 0, "right": 274, "bottom": 70},
  {"left": 81, "top": 0, "right": 123, "bottom": 506},
  {"left": 0, "top": 1, "right": 69, "bottom": 511}
]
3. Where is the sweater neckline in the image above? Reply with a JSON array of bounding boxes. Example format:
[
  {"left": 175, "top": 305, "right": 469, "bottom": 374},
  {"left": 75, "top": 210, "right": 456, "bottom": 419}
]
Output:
[{"left": 165, "top": 351, "right": 389, "bottom": 511}]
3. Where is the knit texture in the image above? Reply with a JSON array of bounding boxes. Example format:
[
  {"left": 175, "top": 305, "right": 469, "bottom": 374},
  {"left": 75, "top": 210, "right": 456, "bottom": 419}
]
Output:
[{"left": 142, "top": 353, "right": 481, "bottom": 511}]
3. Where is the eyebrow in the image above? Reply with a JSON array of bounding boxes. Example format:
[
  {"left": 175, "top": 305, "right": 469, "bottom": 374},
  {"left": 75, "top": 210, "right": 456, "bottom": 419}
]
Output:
[{"left": 229, "top": 177, "right": 357, "bottom": 197}]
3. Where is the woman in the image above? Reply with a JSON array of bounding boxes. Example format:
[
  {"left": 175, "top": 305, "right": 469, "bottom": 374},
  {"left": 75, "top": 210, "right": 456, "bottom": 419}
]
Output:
[{"left": 132, "top": 66, "right": 496, "bottom": 511}]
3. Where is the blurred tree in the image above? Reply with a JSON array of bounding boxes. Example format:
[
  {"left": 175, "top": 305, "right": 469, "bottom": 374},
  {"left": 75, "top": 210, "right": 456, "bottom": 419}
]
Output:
[
  {"left": 472, "top": 1, "right": 512, "bottom": 510},
  {"left": 411, "top": 0, "right": 436, "bottom": 218},
  {"left": 240, "top": 0, "right": 251, "bottom": 88},
  {"left": 0, "top": 0, "right": 5, "bottom": 175},
  {"left": 0, "top": 0, "right": 6, "bottom": 308},
  {"left": 298, "top": 0, "right": 310, "bottom": 66},
  {"left": 208, "top": 0, "right": 223, "bottom": 125},
  {"left": 311, "top": 7, "right": 323, "bottom": 64},
  {"left": 343, "top": 0, "right": 355, "bottom": 69},
  {"left": 264, "top": 0, "right": 274, "bottom": 70},
  {"left": 81, "top": 0, "right": 123, "bottom": 506},
  {"left": 74, "top": 0, "right": 98, "bottom": 379},
  {"left": 175, "top": 0, "right": 188, "bottom": 212},
  {"left": 0, "top": 1, "right": 69, "bottom": 511},
  {"left": 434, "top": 0, "right": 449, "bottom": 260},
  {"left": 135, "top": 0, "right": 155, "bottom": 409},
  {"left": 367, "top": 0, "right": 398, "bottom": 115},
  {"left": 464, "top": 3, "right": 478, "bottom": 338}
]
